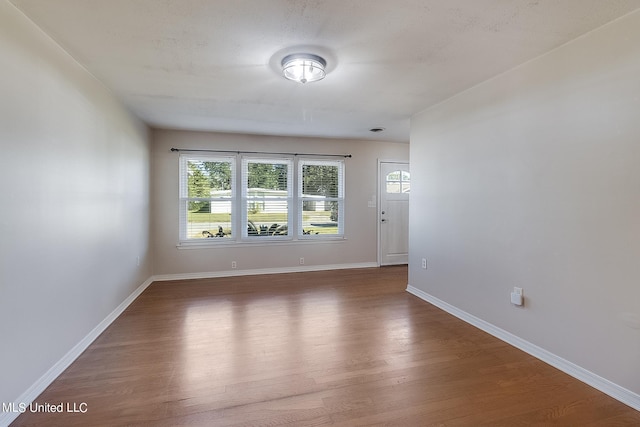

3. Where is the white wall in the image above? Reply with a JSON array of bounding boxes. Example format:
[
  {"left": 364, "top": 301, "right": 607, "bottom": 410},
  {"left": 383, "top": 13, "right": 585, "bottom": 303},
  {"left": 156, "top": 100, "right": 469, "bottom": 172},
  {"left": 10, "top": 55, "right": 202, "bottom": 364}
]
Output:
[
  {"left": 0, "top": 1, "right": 151, "bottom": 409},
  {"left": 152, "top": 129, "right": 408, "bottom": 275},
  {"left": 409, "top": 10, "right": 640, "bottom": 396}
]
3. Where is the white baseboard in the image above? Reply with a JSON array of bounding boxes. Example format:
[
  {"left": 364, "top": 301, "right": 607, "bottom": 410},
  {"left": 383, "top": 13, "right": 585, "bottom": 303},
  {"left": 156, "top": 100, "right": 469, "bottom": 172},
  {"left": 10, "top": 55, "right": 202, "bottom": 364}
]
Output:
[
  {"left": 0, "top": 277, "right": 154, "bottom": 427},
  {"left": 406, "top": 284, "right": 640, "bottom": 412},
  {"left": 152, "top": 262, "right": 379, "bottom": 282}
]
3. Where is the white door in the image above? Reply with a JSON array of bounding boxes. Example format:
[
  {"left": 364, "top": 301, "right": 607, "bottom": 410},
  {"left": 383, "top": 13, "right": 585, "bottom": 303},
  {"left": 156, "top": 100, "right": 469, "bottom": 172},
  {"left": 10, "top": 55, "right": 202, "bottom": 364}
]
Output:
[{"left": 379, "top": 161, "right": 410, "bottom": 265}]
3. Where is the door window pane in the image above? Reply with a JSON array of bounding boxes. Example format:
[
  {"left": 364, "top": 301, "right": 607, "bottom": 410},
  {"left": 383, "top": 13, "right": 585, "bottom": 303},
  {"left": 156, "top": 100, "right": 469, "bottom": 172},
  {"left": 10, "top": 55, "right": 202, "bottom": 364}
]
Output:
[{"left": 386, "top": 170, "right": 410, "bottom": 194}]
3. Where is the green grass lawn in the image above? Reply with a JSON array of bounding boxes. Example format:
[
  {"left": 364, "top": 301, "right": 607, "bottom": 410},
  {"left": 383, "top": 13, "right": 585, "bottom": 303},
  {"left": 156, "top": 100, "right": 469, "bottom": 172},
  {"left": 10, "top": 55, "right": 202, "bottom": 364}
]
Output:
[
  {"left": 188, "top": 211, "right": 333, "bottom": 223},
  {"left": 188, "top": 211, "right": 338, "bottom": 235},
  {"left": 188, "top": 212, "right": 234, "bottom": 222}
]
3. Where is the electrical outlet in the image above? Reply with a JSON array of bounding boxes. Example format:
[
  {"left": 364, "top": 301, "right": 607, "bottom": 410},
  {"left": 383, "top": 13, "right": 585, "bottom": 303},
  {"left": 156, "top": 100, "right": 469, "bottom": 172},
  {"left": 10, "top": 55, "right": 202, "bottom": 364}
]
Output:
[
  {"left": 421, "top": 258, "right": 427, "bottom": 269},
  {"left": 136, "top": 256, "right": 140, "bottom": 266},
  {"left": 231, "top": 261, "right": 237, "bottom": 269},
  {"left": 299, "top": 257, "right": 305, "bottom": 265},
  {"left": 511, "top": 287, "right": 524, "bottom": 306}
]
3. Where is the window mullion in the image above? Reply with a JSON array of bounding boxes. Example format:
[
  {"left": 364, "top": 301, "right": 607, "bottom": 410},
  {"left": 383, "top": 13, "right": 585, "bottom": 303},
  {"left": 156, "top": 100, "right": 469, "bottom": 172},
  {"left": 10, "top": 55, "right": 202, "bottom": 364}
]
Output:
[{"left": 291, "top": 157, "right": 298, "bottom": 239}]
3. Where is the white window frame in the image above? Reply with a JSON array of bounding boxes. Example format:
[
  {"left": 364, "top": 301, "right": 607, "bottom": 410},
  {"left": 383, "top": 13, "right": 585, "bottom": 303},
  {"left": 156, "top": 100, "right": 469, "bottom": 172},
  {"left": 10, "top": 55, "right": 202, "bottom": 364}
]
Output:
[
  {"left": 178, "top": 153, "right": 346, "bottom": 246},
  {"left": 298, "top": 159, "right": 345, "bottom": 239},
  {"left": 179, "top": 154, "right": 236, "bottom": 243},
  {"left": 241, "top": 156, "right": 293, "bottom": 241}
]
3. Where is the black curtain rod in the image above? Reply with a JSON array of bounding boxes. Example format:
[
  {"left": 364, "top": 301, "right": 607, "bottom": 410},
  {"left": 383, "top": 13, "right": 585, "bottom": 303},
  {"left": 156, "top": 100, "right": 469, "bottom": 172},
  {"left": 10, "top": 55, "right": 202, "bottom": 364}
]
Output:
[{"left": 170, "top": 147, "right": 351, "bottom": 158}]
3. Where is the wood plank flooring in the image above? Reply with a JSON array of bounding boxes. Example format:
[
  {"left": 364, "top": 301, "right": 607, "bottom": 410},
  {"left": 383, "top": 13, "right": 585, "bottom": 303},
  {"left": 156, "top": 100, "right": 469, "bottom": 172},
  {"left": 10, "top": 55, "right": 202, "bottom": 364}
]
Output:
[{"left": 11, "top": 266, "right": 640, "bottom": 426}]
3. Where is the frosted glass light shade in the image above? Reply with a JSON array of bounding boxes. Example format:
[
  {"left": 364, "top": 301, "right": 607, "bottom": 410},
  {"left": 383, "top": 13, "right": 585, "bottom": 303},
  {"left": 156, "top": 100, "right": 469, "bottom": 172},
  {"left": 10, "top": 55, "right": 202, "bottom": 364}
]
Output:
[{"left": 281, "top": 53, "right": 326, "bottom": 84}]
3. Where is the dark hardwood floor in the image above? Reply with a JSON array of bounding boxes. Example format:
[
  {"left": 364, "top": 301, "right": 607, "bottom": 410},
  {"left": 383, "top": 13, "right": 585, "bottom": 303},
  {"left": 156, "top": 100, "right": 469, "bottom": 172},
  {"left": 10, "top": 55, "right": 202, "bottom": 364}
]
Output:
[{"left": 11, "top": 266, "right": 640, "bottom": 426}]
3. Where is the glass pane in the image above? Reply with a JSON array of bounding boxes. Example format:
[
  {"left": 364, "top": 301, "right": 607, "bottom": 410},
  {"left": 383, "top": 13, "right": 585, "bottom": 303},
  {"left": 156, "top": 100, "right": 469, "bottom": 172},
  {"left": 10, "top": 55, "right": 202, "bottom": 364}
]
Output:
[
  {"left": 386, "top": 170, "right": 401, "bottom": 181},
  {"left": 386, "top": 182, "right": 400, "bottom": 193},
  {"left": 247, "top": 162, "right": 287, "bottom": 191},
  {"left": 184, "top": 158, "right": 233, "bottom": 240},
  {"left": 386, "top": 170, "right": 401, "bottom": 193},
  {"left": 301, "top": 201, "right": 339, "bottom": 235},
  {"left": 245, "top": 160, "right": 289, "bottom": 237},
  {"left": 401, "top": 182, "right": 410, "bottom": 193},
  {"left": 302, "top": 164, "right": 338, "bottom": 197},
  {"left": 186, "top": 201, "right": 232, "bottom": 239},
  {"left": 187, "top": 160, "right": 232, "bottom": 198},
  {"left": 247, "top": 200, "right": 288, "bottom": 236},
  {"left": 401, "top": 171, "right": 411, "bottom": 181}
]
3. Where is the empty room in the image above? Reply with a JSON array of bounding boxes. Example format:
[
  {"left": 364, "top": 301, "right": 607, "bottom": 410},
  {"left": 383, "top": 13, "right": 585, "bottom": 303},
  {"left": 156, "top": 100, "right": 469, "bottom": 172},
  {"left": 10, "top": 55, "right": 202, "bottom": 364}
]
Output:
[{"left": 1, "top": 1, "right": 639, "bottom": 426}]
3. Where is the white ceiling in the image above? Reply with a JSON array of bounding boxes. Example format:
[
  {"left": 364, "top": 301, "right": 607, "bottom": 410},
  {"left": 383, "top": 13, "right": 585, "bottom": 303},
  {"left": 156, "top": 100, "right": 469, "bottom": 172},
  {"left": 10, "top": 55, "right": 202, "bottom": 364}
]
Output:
[{"left": 10, "top": 0, "right": 640, "bottom": 142}]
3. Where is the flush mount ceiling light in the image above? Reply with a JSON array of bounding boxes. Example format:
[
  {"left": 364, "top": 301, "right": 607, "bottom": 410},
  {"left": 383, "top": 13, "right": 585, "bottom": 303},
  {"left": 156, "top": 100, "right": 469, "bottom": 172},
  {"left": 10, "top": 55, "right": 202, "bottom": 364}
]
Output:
[{"left": 281, "top": 53, "right": 326, "bottom": 84}]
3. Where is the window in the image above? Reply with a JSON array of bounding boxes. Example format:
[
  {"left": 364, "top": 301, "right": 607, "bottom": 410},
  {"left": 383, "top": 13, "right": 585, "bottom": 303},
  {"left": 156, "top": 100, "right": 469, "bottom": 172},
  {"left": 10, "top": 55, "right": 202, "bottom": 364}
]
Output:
[
  {"left": 242, "top": 158, "right": 292, "bottom": 238},
  {"left": 179, "top": 154, "right": 345, "bottom": 244},
  {"left": 385, "top": 170, "right": 410, "bottom": 194},
  {"left": 179, "top": 156, "right": 234, "bottom": 240},
  {"left": 299, "top": 160, "right": 344, "bottom": 237}
]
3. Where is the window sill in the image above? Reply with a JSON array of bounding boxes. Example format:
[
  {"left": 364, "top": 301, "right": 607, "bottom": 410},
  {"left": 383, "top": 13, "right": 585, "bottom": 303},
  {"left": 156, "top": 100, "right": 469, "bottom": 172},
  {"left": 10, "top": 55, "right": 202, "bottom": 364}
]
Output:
[{"left": 176, "top": 237, "right": 347, "bottom": 250}]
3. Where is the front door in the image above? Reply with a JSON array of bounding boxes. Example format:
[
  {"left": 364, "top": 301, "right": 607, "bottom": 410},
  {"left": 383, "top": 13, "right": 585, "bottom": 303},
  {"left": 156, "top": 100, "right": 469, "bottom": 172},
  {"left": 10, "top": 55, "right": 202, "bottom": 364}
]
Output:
[{"left": 379, "top": 161, "right": 410, "bottom": 265}]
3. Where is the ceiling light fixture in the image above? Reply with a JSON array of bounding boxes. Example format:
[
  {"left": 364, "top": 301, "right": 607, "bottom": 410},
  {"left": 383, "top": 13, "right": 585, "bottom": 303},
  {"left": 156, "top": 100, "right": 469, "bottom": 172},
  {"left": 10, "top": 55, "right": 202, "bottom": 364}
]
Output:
[{"left": 281, "top": 53, "right": 326, "bottom": 84}]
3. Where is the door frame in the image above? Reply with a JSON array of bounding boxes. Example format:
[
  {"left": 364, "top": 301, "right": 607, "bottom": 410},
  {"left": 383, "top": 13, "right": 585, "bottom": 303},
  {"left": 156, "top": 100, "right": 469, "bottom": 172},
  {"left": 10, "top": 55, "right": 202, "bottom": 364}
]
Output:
[{"left": 377, "top": 159, "right": 410, "bottom": 266}]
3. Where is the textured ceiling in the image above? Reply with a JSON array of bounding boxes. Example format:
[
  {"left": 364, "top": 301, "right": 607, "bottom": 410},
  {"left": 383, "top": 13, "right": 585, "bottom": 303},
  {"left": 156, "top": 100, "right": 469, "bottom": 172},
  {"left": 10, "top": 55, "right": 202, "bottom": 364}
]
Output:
[{"left": 10, "top": 0, "right": 640, "bottom": 142}]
